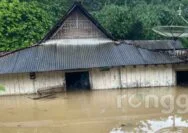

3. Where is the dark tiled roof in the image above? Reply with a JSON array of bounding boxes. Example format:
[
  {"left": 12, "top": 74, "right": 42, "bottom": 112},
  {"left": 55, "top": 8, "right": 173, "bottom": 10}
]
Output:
[
  {"left": 123, "top": 40, "right": 183, "bottom": 50},
  {"left": 0, "top": 43, "right": 182, "bottom": 74}
]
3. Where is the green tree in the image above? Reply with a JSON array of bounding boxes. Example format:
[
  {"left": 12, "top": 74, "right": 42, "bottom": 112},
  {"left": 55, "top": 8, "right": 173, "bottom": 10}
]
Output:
[
  {"left": 0, "top": 0, "right": 52, "bottom": 51},
  {"left": 93, "top": 2, "right": 188, "bottom": 40},
  {"left": 93, "top": 5, "right": 133, "bottom": 39},
  {"left": 93, "top": 3, "right": 162, "bottom": 40},
  {"left": 33, "top": 0, "right": 72, "bottom": 23}
]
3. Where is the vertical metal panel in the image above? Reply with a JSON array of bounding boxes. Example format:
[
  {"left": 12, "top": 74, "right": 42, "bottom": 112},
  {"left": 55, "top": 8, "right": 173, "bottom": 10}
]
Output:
[
  {"left": 0, "top": 71, "right": 65, "bottom": 96},
  {"left": 120, "top": 65, "right": 175, "bottom": 88}
]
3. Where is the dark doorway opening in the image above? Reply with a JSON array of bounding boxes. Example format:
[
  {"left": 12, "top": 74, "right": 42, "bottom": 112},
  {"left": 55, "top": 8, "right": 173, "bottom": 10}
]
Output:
[
  {"left": 176, "top": 71, "right": 188, "bottom": 86},
  {"left": 65, "top": 71, "right": 91, "bottom": 91}
]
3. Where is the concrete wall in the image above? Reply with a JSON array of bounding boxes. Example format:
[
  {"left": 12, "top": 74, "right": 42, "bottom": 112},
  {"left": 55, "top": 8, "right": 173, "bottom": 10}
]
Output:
[{"left": 0, "top": 65, "right": 176, "bottom": 95}]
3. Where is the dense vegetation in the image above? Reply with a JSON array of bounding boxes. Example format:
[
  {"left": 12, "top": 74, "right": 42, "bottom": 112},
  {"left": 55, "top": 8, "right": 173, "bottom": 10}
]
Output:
[{"left": 0, "top": 0, "right": 188, "bottom": 51}]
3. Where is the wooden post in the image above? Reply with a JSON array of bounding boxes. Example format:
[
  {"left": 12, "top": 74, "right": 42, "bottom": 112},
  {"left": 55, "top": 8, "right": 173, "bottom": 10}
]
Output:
[{"left": 118, "top": 67, "right": 123, "bottom": 89}]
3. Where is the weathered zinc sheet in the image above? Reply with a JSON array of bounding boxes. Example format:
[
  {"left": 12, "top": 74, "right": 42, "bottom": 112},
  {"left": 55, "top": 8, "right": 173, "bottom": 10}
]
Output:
[
  {"left": 0, "top": 52, "right": 11, "bottom": 57},
  {"left": 124, "top": 40, "right": 183, "bottom": 50},
  {"left": 0, "top": 43, "right": 182, "bottom": 74}
]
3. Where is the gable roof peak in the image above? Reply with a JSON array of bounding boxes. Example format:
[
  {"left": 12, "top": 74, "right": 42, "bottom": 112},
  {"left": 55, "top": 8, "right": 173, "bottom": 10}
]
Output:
[
  {"left": 40, "top": 1, "right": 114, "bottom": 43},
  {"left": 74, "top": 1, "right": 82, "bottom": 5}
]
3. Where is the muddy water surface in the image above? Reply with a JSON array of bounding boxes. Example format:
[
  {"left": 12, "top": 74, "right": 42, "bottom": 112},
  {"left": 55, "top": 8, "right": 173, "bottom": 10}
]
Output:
[{"left": 0, "top": 87, "right": 188, "bottom": 133}]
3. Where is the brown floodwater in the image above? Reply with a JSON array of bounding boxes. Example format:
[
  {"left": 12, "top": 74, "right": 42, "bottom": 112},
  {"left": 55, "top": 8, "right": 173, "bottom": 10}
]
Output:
[{"left": 0, "top": 87, "right": 188, "bottom": 133}]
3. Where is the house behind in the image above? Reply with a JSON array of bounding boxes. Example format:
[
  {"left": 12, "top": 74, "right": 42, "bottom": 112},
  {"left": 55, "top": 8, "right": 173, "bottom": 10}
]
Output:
[{"left": 0, "top": 2, "right": 187, "bottom": 95}]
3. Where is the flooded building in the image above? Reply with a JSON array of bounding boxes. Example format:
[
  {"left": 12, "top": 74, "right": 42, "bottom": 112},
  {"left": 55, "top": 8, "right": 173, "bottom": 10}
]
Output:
[{"left": 0, "top": 2, "right": 187, "bottom": 95}]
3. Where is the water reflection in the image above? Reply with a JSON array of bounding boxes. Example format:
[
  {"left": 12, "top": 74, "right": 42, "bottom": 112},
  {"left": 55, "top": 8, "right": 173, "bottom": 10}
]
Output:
[
  {"left": 0, "top": 87, "right": 187, "bottom": 133},
  {"left": 110, "top": 115, "right": 188, "bottom": 133},
  {"left": 135, "top": 115, "right": 188, "bottom": 133}
]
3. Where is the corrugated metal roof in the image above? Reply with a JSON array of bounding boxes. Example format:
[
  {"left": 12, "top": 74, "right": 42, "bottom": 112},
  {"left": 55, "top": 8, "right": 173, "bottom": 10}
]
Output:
[
  {"left": 0, "top": 43, "right": 182, "bottom": 74},
  {"left": 0, "top": 52, "right": 11, "bottom": 57},
  {"left": 123, "top": 40, "right": 183, "bottom": 50}
]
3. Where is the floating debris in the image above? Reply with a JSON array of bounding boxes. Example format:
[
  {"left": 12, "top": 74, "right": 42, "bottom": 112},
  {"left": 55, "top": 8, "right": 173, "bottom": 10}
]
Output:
[
  {"left": 110, "top": 128, "right": 125, "bottom": 133},
  {"left": 28, "top": 94, "right": 55, "bottom": 100}
]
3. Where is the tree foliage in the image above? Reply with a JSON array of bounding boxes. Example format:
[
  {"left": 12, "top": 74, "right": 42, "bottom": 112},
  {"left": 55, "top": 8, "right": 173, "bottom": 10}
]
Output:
[
  {"left": 93, "top": 2, "right": 187, "bottom": 40},
  {"left": 0, "top": 0, "right": 52, "bottom": 51}
]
